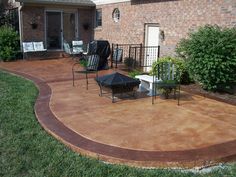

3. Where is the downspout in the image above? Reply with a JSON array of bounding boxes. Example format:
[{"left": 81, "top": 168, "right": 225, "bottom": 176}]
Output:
[{"left": 18, "top": 2, "right": 24, "bottom": 51}]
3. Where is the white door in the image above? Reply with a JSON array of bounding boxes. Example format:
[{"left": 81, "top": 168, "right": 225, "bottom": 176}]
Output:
[{"left": 144, "top": 24, "right": 160, "bottom": 72}]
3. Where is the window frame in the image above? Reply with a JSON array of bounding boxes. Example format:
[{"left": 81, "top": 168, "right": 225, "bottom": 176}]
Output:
[
  {"left": 95, "top": 9, "right": 102, "bottom": 28},
  {"left": 112, "top": 8, "right": 120, "bottom": 23}
]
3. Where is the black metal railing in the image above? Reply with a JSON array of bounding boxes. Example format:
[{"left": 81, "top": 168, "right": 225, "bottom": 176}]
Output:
[
  {"left": 130, "top": 45, "right": 160, "bottom": 68},
  {"left": 111, "top": 43, "right": 142, "bottom": 68},
  {"left": 111, "top": 43, "right": 160, "bottom": 71}
]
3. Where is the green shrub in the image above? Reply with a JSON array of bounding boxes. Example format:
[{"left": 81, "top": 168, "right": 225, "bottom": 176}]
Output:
[
  {"left": 124, "top": 57, "right": 135, "bottom": 69},
  {"left": 128, "top": 69, "right": 143, "bottom": 79},
  {"left": 150, "top": 56, "right": 192, "bottom": 84},
  {"left": 79, "top": 59, "right": 88, "bottom": 68},
  {"left": 0, "top": 26, "right": 20, "bottom": 61},
  {"left": 176, "top": 25, "right": 236, "bottom": 91}
]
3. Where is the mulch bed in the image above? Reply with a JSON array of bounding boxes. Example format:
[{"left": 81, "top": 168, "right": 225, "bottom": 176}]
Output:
[{"left": 181, "top": 84, "right": 236, "bottom": 106}]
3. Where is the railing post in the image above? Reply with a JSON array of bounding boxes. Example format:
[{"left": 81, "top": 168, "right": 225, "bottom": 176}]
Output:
[
  {"left": 134, "top": 47, "right": 137, "bottom": 69},
  {"left": 111, "top": 43, "right": 114, "bottom": 68},
  {"left": 116, "top": 44, "right": 118, "bottom": 68},
  {"left": 128, "top": 45, "right": 131, "bottom": 59},
  {"left": 158, "top": 45, "right": 160, "bottom": 59},
  {"left": 139, "top": 43, "right": 142, "bottom": 68}
]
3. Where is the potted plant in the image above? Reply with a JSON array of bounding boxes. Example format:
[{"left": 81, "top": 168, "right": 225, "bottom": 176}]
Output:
[
  {"left": 128, "top": 69, "right": 143, "bottom": 79},
  {"left": 79, "top": 59, "right": 88, "bottom": 68},
  {"left": 157, "top": 80, "right": 177, "bottom": 99},
  {"left": 29, "top": 17, "right": 38, "bottom": 29},
  {"left": 124, "top": 57, "right": 135, "bottom": 71},
  {"left": 150, "top": 56, "right": 182, "bottom": 99}
]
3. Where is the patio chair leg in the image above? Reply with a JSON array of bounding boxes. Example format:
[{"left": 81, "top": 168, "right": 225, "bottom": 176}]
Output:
[
  {"left": 178, "top": 85, "right": 180, "bottom": 106},
  {"left": 99, "top": 85, "right": 103, "bottom": 97},
  {"left": 174, "top": 88, "right": 176, "bottom": 100},
  {"left": 72, "top": 68, "right": 75, "bottom": 87},
  {"left": 133, "top": 91, "right": 137, "bottom": 99},
  {"left": 152, "top": 83, "right": 155, "bottom": 105},
  {"left": 85, "top": 72, "right": 88, "bottom": 90},
  {"left": 112, "top": 92, "right": 115, "bottom": 103}
]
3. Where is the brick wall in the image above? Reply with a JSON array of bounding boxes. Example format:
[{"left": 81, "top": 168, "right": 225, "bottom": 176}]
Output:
[
  {"left": 78, "top": 8, "right": 94, "bottom": 44},
  {"left": 21, "top": 6, "right": 45, "bottom": 42},
  {"left": 21, "top": 5, "right": 94, "bottom": 48},
  {"left": 94, "top": 0, "right": 236, "bottom": 56}
]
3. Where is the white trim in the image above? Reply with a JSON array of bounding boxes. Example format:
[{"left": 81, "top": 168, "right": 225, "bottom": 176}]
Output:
[
  {"left": 61, "top": 11, "right": 64, "bottom": 48},
  {"left": 18, "top": 5, "right": 23, "bottom": 51},
  {"left": 44, "top": 10, "right": 46, "bottom": 48},
  {"left": 92, "top": 0, "right": 130, "bottom": 5},
  {"left": 144, "top": 23, "right": 160, "bottom": 72},
  {"left": 75, "top": 11, "right": 79, "bottom": 39},
  {"left": 145, "top": 23, "right": 160, "bottom": 47}
]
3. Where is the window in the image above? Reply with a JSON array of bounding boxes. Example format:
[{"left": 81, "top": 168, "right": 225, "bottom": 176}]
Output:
[
  {"left": 112, "top": 8, "right": 120, "bottom": 23},
  {"left": 96, "top": 9, "right": 102, "bottom": 27}
]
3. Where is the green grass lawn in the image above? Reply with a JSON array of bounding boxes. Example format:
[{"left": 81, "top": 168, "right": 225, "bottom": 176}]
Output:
[{"left": 0, "top": 70, "right": 235, "bottom": 177}]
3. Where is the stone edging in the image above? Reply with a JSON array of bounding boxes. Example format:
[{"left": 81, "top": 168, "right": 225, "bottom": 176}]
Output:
[{"left": 3, "top": 69, "right": 236, "bottom": 168}]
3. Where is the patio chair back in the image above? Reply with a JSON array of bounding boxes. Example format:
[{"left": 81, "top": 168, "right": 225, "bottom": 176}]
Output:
[
  {"left": 154, "top": 62, "right": 178, "bottom": 81},
  {"left": 63, "top": 42, "right": 72, "bottom": 55},
  {"left": 72, "top": 54, "right": 100, "bottom": 89},
  {"left": 33, "top": 42, "right": 46, "bottom": 51},
  {"left": 86, "top": 54, "right": 100, "bottom": 71},
  {"left": 72, "top": 40, "right": 83, "bottom": 54},
  {"left": 152, "top": 61, "right": 181, "bottom": 105},
  {"left": 23, "top": 42, "right": 34, "bottom": 52}
]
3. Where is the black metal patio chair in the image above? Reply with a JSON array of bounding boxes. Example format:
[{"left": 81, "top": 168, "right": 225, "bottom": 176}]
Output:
[
  {"left": 152, "top": 61, "right": 181, "bottom": 105},
  {"left": 72, "top": 54, "right": 100, "bottom": 90}
]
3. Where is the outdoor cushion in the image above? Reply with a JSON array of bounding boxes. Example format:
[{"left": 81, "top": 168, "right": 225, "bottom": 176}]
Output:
[
  {"left": 72, "top": 40, "right": 83, "bottom": 46},
  {"left": 87, "top": 55, "right": 99, "bottom": 71},
  {"left": 63, "top": 42, "right": 72, "bottom": 54},
  {"left": 33, "top": 42, "right": 46, "bottom": 51},
  {"left": 72, "top": 40, "right": 83, "bottom": 54},
  {"left": 23, "top": 42, "right": 34, "bottom": 52}
]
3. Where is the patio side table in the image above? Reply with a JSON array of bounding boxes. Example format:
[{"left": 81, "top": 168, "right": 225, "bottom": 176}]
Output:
[{"left": 135, "top": 75, "right": 162, "bottom": 96}]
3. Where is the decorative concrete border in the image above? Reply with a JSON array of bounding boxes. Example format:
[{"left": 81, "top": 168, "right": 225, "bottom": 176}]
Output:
[
  {"left": 181, "top": 87, "right": 236, "bottom": 106},
  {"left": 2, "top": 68, "right": 236, "bottom": 168}
]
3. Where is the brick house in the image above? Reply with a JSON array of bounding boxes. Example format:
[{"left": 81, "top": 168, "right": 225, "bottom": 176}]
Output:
[
  {"left": 13, "top": 0, "right": 95, "bottom": 51},
  {"left": 12, "top": 0, "right": 236, "bottom": 57}
]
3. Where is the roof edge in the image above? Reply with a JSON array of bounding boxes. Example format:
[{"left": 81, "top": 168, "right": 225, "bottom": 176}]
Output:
[{"left": 16, "top": 0, "right": 96, "bottom": 7}]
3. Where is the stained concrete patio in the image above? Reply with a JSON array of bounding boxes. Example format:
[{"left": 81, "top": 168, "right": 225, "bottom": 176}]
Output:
[{"left": 1, "top": 58, "right": 236, "bottom": 168}]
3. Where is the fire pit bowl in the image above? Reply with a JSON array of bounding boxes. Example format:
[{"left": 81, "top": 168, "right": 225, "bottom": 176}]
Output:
[{"left": 95, "top": 72, "right": 140, "bottom": 102}]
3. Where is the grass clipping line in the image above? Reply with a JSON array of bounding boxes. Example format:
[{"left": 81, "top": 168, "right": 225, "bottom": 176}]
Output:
[{"left": 0, "top": 70, "right": 235, "bottom": 177}]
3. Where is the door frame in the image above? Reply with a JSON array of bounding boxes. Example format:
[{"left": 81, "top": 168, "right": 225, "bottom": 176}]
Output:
[
  {"left": 45, "top": 10, "right": 63, "bottom": 51},
  {"left": 62, "top": 9, "right": 79, "bottom": 41},
  {"left": 143, "top": 23, "right": 160, "bottom": 72},
  {"left": 44, "top": 9, "right": 78, "bottom": 51},
  {"left": 144, "top": 23, "right": 160, "bottom": 47}
]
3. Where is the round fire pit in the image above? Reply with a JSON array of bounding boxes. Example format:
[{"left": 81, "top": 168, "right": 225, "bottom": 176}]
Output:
[{"left": 95, "top": 72, "right": 140, "bottom": 102}]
